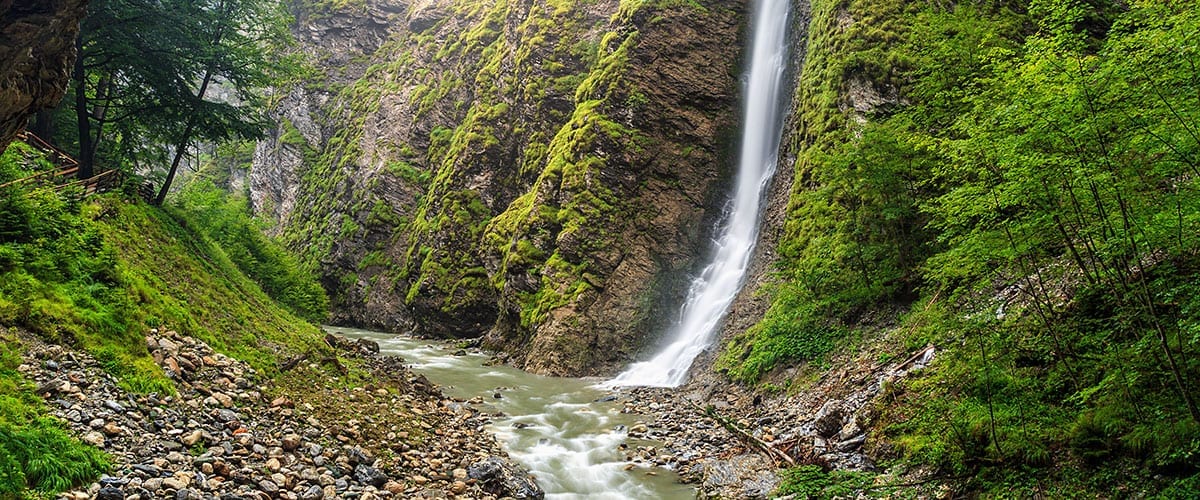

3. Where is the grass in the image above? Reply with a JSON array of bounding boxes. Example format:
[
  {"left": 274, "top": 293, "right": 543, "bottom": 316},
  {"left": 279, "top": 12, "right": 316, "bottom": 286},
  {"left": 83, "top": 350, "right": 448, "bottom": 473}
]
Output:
[{"left": 0, "top": 330, "right": 109, "bottom": 499}]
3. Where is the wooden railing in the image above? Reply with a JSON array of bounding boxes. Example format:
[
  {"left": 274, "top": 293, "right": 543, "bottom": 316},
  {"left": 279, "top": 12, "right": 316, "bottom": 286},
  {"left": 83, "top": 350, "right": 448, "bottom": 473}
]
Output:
[{"left": 1, "top": 132, "right": 129, "bottom": 198}]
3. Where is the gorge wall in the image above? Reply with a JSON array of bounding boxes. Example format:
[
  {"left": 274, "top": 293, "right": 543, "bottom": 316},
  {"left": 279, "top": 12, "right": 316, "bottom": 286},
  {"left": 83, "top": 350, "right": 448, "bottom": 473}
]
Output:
[
  {"left": 251, "top": 0, "right": 747, "bottom": 376},
  {"left": 0, "top": 0, "right": 87, "bottom": 151}
]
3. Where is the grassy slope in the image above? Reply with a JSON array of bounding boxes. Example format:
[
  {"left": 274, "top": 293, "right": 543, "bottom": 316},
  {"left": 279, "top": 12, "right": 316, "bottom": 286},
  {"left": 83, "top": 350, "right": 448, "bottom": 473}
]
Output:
[{"left": 0, "top": 142, "right": 335, "bottom": 497}]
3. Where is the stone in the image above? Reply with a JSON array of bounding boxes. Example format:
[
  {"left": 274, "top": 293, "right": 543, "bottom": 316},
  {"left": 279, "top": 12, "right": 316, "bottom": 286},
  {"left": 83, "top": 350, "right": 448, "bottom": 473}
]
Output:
[
  {"left": 353, "top": 464, "right": 388, "bottom": 488},
  {"left": 180, "top": 429, "right": 204, "bottom": 447},
  {"left": 347, "top": 447, "right": 374, "bottom": 466},
  {"left": 82, "top": 431, "right": 106, "bottom": 447},
  {"left": 96, "top": 486, "right": 124, "bottom": 500},
  {"left": 468, "top": 457, "right": 544, "bottom": 499},
  {"left": 258, "top": 479, "right": 279, "bottom": 494},
  {"left": 812, "top": 401, "right": 844, "bottom": 439},
  {"left": 174, "top": 489, "right": 199, "bottom": 500},
  {"left": 280, "top": 434, "right": 301, "bottom": 452},
  {"left": 382, "top": 481, "right": 404, "bottom": 495},
  {"left": 143, "top": 478, "right": 164, "bottom": 492},
  {"left": 299, "top": 485, "right": 323, "bottom": 500},
  {"left": 838, "top": 419, "right": 862, "bottom": 441}
]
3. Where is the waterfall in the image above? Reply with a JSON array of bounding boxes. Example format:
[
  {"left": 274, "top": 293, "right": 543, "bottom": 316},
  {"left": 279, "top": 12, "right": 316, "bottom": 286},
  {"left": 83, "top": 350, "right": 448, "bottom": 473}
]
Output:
[{"left": 608, "top": 0, "right": 790, "bottom": 388}]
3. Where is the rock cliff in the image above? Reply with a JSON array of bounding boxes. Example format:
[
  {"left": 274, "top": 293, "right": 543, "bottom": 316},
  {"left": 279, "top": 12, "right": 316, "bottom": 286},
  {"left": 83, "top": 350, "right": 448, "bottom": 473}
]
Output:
[
  {"left": 0, "top": 0, "right": 87, "bottom": 151},
  {"left": 252, "top": 0, "right": 746, "bottom": 376}
]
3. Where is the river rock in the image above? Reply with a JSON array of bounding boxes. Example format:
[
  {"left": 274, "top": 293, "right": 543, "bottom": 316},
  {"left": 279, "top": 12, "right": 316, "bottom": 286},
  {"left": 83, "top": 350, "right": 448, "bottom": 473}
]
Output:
[
  {"left": 468, "top": 457, "right": 545, "bottom": 499},
  {"left": 347, "top": 446, "right": 374, "bottom": 466},
  {"left": 96, "top": 486, "right": 124, "bottom": 500},
  {"left": 281, "top": 433, "right": 301, "bottom": 451},
  {"left": 299, "top": 485, "right": 323, "bottom": 499},
  {"left": 353, "top": 464, "right": 388, "bottom": 487},
  {"left": 812, "top": 401, "right": 844, "bottom": 439},
  {"left": 20, "top": 328, "right": 528, "bottom": 500},
  {"left": 82, "top": 431, "right": 106, "bottom": 447}
]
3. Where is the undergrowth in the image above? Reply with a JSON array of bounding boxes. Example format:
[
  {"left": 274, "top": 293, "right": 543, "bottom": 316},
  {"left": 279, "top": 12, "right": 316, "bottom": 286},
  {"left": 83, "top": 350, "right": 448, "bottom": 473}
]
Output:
[
  {"left": 0, "top": 331, "right": 109, "bottom": 498},
  {"left": 0, "top": 140, "right": 334, "bottom": 496}
]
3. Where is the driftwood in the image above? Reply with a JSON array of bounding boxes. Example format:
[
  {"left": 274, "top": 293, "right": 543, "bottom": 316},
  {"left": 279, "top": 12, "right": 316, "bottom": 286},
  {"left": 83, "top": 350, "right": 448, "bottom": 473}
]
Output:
[
  {"left": 695, "top": 402, "right": 796, "bottom": 467},
  {"left": 892, "top": 344, "right": 936, "bottom": 374},
  {"left": 279, "top": 353, "right": 309, "bottom": 372}
]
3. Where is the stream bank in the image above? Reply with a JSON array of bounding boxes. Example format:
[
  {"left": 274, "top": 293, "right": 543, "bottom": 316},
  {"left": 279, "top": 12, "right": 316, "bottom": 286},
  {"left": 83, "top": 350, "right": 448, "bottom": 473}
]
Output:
[{"left": 21, "top": 328, "right": 538, "bottom": 499}]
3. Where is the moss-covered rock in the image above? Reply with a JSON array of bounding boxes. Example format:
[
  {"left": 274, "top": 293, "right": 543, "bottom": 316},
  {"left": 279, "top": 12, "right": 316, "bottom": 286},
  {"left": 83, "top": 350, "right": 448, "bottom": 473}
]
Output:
[{"left": 254, "top": 0, "right": 745, "bottom": 375}]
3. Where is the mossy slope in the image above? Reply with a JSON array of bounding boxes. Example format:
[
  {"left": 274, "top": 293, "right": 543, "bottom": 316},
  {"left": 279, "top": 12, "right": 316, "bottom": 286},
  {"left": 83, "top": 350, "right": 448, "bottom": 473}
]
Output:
[{"left": 0, "top": 140, "right": 335, "bottom": 496}]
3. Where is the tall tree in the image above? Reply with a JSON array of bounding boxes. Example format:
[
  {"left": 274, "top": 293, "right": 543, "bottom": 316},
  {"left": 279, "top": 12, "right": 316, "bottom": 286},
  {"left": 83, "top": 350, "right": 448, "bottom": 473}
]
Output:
[
  {"left": 154, "top": 0, "right": 296, "bottom": 205},
  {"left": 68, "top": 0, "right": 295, "bottom": 193}
]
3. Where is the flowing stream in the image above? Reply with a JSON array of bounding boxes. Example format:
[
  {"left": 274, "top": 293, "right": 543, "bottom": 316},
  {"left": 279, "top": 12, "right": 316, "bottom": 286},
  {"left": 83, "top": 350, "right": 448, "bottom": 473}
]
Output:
[
  {"left": 609, "top": 0, "right": 791, "bottom": 388},
  {"left": 329, "top": 326, "right": 695, "bottom": 499}
]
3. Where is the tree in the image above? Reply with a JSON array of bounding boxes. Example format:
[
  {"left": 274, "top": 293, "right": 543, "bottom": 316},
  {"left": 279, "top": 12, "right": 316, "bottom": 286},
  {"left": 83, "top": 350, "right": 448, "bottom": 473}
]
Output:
[
  {"left": 68, "top": 0, "right": 295, "bottom": 198},
  {"left": 154, "top": 0, "right": 297, "bottom": 205}
]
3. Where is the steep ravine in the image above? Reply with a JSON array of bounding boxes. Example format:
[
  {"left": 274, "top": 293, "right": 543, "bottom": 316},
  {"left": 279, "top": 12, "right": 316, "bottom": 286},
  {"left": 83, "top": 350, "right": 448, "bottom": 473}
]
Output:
[{"left": 253, "top": 0, "right": 747, "bottom": 376}]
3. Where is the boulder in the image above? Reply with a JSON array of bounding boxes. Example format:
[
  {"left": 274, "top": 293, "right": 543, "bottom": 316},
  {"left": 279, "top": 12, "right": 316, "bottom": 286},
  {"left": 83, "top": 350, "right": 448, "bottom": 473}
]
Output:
[{"left": 467, "top": 457, "right": 544, "bottom": 499}]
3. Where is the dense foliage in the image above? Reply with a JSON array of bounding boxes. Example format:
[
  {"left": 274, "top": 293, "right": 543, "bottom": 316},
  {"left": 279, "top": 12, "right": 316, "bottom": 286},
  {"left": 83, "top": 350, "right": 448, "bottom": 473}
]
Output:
[
  {"left": 43, "top": 0, "right": 297, "bottom": 203},
  {"left": 0, "top": 331, "right": 109, "bottom": 498},
  {"left": 718, "top": 0, "right": 1200, "bottom": 495}
]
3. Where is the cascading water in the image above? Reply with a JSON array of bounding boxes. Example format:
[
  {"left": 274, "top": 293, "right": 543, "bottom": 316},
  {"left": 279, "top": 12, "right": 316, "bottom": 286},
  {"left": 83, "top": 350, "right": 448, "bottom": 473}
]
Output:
[
  {"left": 329, "top": 326, "right": 695, "bottom": 499},
  {"left": 609, "top": 0, "right": 791, "bottom": 388}
]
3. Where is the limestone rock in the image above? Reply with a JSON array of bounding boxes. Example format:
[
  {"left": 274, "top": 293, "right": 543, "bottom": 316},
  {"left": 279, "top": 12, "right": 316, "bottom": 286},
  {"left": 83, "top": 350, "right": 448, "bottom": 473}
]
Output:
[{"left": 468, "top": 457, "right": 544, "bottom": 499}]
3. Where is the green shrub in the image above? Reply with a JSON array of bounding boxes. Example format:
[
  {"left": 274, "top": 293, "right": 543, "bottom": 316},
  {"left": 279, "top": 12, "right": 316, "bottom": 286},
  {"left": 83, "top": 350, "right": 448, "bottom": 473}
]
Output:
[{"left": 172, "top": 181, "right": 329, "bottom": 323}]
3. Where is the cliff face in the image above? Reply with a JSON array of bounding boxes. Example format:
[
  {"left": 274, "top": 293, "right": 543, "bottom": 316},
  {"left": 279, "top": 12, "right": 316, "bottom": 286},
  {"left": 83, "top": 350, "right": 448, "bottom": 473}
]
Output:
[
  {"left": 253, "top": 0, "right": 746, "bottom": 376},
  {"left": 0, "top": 0, "right": 87, "bottom": 151}
]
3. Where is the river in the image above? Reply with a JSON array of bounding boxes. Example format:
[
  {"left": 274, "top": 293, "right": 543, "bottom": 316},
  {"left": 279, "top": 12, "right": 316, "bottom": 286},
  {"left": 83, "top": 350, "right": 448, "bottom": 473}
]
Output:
[{"left": 328, "top": 326, "right": 695, "bottom": 499}]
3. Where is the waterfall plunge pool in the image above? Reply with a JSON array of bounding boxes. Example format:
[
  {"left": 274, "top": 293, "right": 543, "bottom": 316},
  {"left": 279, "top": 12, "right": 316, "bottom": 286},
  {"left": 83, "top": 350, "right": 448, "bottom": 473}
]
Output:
[{"left": 328, "top": 326, "right": 695, "bottom": 499}]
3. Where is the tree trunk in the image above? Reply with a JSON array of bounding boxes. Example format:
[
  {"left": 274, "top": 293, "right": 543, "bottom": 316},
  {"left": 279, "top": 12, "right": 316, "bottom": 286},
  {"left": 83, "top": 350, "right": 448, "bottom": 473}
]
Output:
[
  {"left": 31, "top": 110, "right": 55, "bottom": 140},
  {"left": 89, "top": 75, "right": 113, "bottom": 164},
  {"left": 154, "top": 68, "right": 214, "bottom": 206},
  {"left": 73, "top": 33, "right": 94, "bottom": 179}
]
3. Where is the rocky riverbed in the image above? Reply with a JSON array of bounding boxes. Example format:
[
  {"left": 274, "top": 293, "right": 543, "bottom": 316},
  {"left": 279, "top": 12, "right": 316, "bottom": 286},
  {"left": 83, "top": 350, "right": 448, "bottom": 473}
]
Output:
[
  {"left": 609, "top": 343, "right": 939, "bottom": 498},
  {"left": 18, "top": 329, "right": 541, "bottom": 500},
  {"left": 17, "top": 325, "right": 937, "bottom": 499}
]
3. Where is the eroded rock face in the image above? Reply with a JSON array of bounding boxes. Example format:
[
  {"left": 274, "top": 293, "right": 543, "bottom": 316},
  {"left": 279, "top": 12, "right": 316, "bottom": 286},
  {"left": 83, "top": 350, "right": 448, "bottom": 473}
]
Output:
[
  {"left": 0, "top": 0, "right": 87, "bottom": 151},
  {"left": 253, "top": 0, "right": 747, "bottom": 376}
]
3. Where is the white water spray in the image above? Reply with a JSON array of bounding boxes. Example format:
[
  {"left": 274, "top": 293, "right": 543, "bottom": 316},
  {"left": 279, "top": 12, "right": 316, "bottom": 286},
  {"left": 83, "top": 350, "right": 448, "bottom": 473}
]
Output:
[{"left": 609, "top": 0, "right": 791, "bottom": 388}]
